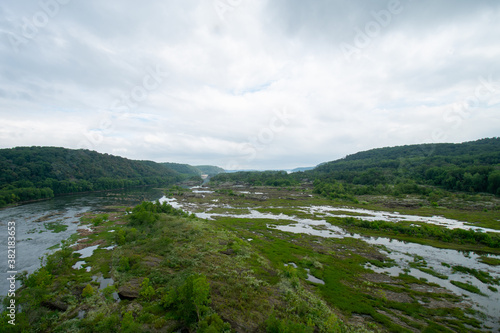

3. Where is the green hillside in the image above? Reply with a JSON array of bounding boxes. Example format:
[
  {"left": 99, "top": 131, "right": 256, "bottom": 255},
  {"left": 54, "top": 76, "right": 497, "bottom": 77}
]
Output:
[
  {"left": 0, "top": 147, "right": 184, "bottom": 207},
  {"left": 212, "top": 138, "right": 500, "bottom": 198},
  {"left": 195, "top": 165, "right": 225, "bottom": 175},
  {"left": 161, "top": 162, "right": 202, "bottom": 176},
  {"left": 311, "top": 137, "right": 500, "bottom": 195}
]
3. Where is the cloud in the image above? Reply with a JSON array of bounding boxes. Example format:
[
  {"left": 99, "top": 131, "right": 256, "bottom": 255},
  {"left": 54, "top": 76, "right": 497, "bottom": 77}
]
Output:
[{"left": 0, "top": 0, "right": 499, "bottom": 170}]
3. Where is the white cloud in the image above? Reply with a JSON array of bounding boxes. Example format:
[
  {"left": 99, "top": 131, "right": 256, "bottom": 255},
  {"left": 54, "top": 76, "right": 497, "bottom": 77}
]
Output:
[{"left": 0, "top": 0, "right": 499, "bottom": 169}]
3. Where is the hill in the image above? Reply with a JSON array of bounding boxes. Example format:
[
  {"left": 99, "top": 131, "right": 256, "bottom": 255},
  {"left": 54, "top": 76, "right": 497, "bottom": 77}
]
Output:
[
  {"left": 212, "top": 138, "right": 500, "bottom": 197},
  {"left": 160, "top": 162, "right": 202, "bottom": 176},
  {"left": 195, "top": 165, "right": 225, "bottom": 175},
  {"left": 311, "top": 137, "right": 500, "bottom": 195},
  {"left": 0, "top": 147, "right": 184, "bottom": 207}
]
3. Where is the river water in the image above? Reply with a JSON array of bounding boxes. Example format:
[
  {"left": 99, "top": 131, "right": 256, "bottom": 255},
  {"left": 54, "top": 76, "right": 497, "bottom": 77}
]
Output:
[{"left": 0, "top": 188, "right": 164, "bottom": 296}]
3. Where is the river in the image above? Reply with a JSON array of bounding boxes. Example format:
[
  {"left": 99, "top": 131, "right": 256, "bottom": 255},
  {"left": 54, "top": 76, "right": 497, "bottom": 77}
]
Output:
[
  {"left": 1, "top": 187, "right": 499, "bottom": 330},
  {"left": 0, "top": 188, "right": 164, "bottom": 296}
]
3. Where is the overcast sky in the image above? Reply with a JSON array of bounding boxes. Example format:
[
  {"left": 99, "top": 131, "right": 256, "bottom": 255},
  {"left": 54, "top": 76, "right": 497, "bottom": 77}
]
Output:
[{"left": 1, "top": 0, "right": 499, "bottom": 170}]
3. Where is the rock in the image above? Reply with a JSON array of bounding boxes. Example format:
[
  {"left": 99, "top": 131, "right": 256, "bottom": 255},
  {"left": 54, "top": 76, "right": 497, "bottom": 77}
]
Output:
[
  {"left": 42, "top": 299, "right": 68, "bottom": 311},
  {"left": 118, "top": 278, "right": 142, "bottom": 300},
  {"left": 143, "top": 256, "right": 162, "bottom": 267}
]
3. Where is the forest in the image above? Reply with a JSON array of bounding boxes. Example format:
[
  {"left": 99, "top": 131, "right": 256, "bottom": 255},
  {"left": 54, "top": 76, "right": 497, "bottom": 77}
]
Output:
[
  {"left": 0, "top": 147, "right": 195, "bottom": 207},
  {"left": 212, "top": 137, "right": 500, "bottom": 199}
]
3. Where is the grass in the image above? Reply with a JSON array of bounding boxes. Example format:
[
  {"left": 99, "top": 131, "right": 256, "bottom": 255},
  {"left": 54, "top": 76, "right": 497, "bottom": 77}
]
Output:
[
  {"left": 44, "top": 221, "right": 68, "bottom": 233},
  {"left": 450, "top": 281, "right": 486, "bottom": 296},
  {"left": 451, "top": 265, "right": 500, "bottom": 285},
  {"left": 478, "top": 256, "right": 500, "bottom": 266}
]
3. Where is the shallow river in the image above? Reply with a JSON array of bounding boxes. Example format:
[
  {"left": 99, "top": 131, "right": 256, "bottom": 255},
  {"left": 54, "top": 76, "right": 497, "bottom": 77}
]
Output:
[
  {"left": 1, "top": 187, "right": 499, "bottom": 329},
  {"left": 0, "top": 188, "right": 164, "bottom": 296}
]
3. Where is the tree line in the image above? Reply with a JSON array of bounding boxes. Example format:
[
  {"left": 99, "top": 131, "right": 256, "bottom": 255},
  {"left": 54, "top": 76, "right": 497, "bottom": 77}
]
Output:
[
  {"left": 211, "top": 138, "right": 500, "bottom": 198},
  {"left": 0, "top": 147, "right": 186, "bottom": 207}
]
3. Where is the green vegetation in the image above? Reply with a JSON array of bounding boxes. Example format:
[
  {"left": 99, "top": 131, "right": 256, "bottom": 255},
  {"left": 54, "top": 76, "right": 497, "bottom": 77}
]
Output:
[
  {"left": 311, "top": 137, "right": 500, "bottom": 196},
  {"left": 3, "top": 186, "right": 495, "bottom": 332},
  {"left": 451, "top": 265, "right": 500, "bottom": 285},
  {"left": 450, "top": 281, "right": 486, "bottom": 296},
  {"left": 337, "top": 217, "right": 500, "bottom": 249},
  {"left": 212, "top": 138, "right": 500, "bottom": 207},
  {"left": 161, "top": 162, "right": 203, "bottom": 176},
  {"left": 0, "top": 146, "right": 187, "bottom": 207},
  {"left": 479, "top": 256, "right": 500, "bottom": 266},
  {"left": 213, "top": 170, "right": 299, "bottom": 187},
  {"left": 195, "top": 165, "right": 225, "bottom": 176},
  {"left": 44, "top": 221, "right": 68, "bottom": 233}
]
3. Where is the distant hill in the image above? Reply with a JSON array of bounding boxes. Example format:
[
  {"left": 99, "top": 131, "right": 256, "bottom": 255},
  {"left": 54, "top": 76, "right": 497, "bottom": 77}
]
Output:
[
  {"left": 0, "top": 147, "right": 185, "bottom": 207},
  {"left": 161, "top": 162, "right": 202, "bottom": 176},
  {"left": 310, "top": 137, "right": 500, "bottom": 195},
  {"left": 212, "top": 138, "right": 500, "bottom": 196},
  {"left": 195, "top": 165, "right": 225, "bottom": 175},
  {"left": 289, "top": 166, "right": 315, "bottom": 173}
]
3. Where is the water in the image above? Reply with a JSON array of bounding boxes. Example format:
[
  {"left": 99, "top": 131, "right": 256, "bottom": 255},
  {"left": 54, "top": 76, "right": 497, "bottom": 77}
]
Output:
[
  {"left": 165, "top": 195, "right": 500, "bottom": 330},
  {"left": 0, "top": 188, "right": 164, "bottom": 296}
]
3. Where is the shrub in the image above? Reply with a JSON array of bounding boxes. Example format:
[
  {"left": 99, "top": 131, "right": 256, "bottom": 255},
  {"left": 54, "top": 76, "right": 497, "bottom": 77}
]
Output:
[
  {"left": 161, "top": 274, "right": 211, "bottom": 324},
  {"left": 82, "top": 284, "right": 94, "bottom": 298}
]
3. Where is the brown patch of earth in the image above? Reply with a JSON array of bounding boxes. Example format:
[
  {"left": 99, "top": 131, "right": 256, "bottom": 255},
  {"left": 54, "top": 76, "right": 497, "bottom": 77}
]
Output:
[{"left": 72, "top": 239, "right": 105, "bottom": 251}]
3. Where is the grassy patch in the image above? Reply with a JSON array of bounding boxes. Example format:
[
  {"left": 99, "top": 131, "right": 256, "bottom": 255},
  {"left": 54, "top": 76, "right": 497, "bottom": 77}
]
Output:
[
  {"left": 44, "top": 221, "right": 68, "bottom": 233},
  {"left": 478, "top": 256, "right": 500, "bottom": 266},
  {"left": 450, "top": 281, "right": 486, "bottom": 296}
]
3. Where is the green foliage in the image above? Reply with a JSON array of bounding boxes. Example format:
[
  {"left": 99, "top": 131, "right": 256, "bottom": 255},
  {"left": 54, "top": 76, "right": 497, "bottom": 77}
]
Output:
[
  {"left": 117, "top": 257, "right": 131, "bottom": 272},
  {"left": 121, "top": 311, "right": 141, "bottom": 333},
  {"left": 265, "top": 314, "right": 314, "bottom": 333},
  {"left": 198, "top": 313, "right": 231, "bottom": 333},
  {"left": 312, "top": 138, "right": 500, "bottom": 195},
  {"left": 450, "top": 281, "right": 486, "bottom": 295},
  {"left": 20, "top": 267, "right": 53, "bottom": 288},
  {"left": 44, "top": 243, "right": 74, "bottom": 275},
  {"left": 452, "top": 265, "right": 499, "bottom": 285},
  {"left": 341, "top": 217, "right": 500, "bottom": 248},
  {"left": 102, "top": 285, "right": 117, "bottom": 300},
  {"left": 44, "top": 221, "right": 68, "bottom": 233},
  {"left": 140, "top": 278, "right": 156, "bottom": 301},
  {"left": 129, "top": 200, "right": 191, "bottom": 226},
  {"left": 0, "top": 146, "right": 183, "bottom": 207},
  {"left": 92, "top": 213, "right": 109, "bottom": 226},
  {"left": 82, "top": 284, "right": 94, "bottom": 298},
  {"left": 161, "top": 274, "right": 211, "bottom": 324},
  {"left": 212, "top": 170, "right": 299, "bottom": 187},
  {"left": 195, "top": 165, "right": 225, "bottom": 175}
]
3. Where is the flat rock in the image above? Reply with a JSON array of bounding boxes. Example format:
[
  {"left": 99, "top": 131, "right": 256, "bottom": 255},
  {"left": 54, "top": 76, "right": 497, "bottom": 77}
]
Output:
[{"left": 118, "top": 278, "right": 142, "bottom": 300}]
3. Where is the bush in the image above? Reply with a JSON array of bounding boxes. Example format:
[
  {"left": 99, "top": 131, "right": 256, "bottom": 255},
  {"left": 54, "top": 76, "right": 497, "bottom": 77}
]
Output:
[
  {"left": 140, "top": 278, "right": 156, "bottom": 301},
  {"left": 161, "top": 274, "right": 211, "bottom": 324},
  {"left": 82, "top": 284, "right": 94, "bottom": 298}
]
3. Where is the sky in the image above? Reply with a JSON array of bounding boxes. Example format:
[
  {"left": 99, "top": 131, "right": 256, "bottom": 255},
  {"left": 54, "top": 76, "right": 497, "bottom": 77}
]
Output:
[{"left": 0, "top": 0, "right": 499, "bottom": 170}]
